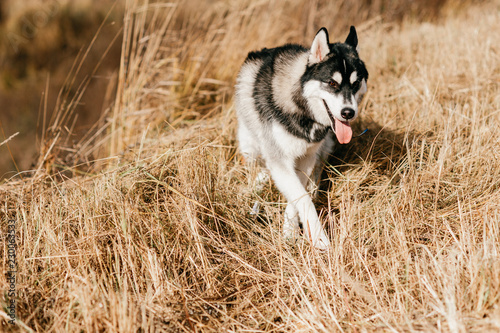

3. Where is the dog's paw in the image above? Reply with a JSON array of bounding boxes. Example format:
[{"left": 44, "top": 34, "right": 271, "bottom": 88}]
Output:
[
  {"left": 312, "top": 231, "right": 331, "bottom": 250},
  {"left": 254, "top": 170, "right": 270, "bottom": 193},
  {"left": 283, "top": 223, "right": 300, "bottom": 240}
]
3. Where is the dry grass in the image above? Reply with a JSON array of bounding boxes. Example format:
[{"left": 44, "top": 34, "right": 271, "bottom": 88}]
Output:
[
  {"left": 1, "top": 0, "right": 500, "bottom": 331},
  {"left": 0, "top": 0, "right": 121, "bottom": 177}
]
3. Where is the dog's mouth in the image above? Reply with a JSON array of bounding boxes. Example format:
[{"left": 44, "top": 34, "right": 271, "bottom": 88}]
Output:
[{"left": 322, "top": 100, "right": 353, "bottom": 144}]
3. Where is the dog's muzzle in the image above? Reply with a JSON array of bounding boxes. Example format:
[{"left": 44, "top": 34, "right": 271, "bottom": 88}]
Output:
[
  {"left": 322, "top": 100, "right": 353, "bottom": 144},
  {"left": 341, "top": 107, "right": 355, "bottom": 120}
]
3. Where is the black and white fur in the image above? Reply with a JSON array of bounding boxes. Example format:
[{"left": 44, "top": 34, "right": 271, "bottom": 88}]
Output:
[{"left": 235, "top": 27, "right": 368, "bottom": 249}]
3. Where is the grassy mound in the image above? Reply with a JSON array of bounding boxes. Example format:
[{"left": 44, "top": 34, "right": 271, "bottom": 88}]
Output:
[{"left": 1, "top": 0, "right": 499, "bottom": 331}]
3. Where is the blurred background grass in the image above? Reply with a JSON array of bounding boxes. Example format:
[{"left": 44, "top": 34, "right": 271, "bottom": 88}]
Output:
[
  {"left": 0, "top": 0, "right": 122, "bottom": 179},
  {"left": 0, "top": 0, "right": 468, "bottom": 180}
]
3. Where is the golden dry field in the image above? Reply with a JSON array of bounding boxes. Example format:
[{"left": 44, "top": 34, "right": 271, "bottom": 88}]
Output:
[
  {"left": 1, "top": 0, "right": 500, "bottom": 331},
  {"left": 0, "top": 0, "right": 121, "bottom": 177}
]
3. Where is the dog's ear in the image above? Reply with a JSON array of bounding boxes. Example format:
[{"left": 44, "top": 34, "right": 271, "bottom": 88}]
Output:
[
  {"left": 309, "top": 27, "right": 329, "bottom": 64},
  {"left": 345, "top": 26, "right": 358, "bottom": 51}
]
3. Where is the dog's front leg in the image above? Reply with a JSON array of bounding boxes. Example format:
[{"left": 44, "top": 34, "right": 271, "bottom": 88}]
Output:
[{"left": 267, "top": 161, "right": 330, "bottom": 249}]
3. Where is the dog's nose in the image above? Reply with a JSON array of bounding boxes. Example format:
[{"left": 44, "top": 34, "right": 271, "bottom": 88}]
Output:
[{"left": 341, "top": 107, "right": 355, "bottom": 120}]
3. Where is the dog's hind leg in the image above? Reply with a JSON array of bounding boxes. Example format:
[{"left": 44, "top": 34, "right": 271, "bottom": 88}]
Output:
[
  {"left": 296, "top": 138, "right": 332, "bottom": 198},
  {"left": 296, "top": 147, "right": 321, "bottom": 190},
  {"left": 238, "top": 122, "right": 260, "bottom": 163},
  {"left": 238, "top": 121, "right": 270, "bottom": 193},
  {"left": 254, "top": 169, "right": 270, "bottom": 193},
  {"left": 309, "top": 133, "right": 335, "bottom": 199},
  {"left": 283, "top": 203, "right": 300, "bottom": 239}
]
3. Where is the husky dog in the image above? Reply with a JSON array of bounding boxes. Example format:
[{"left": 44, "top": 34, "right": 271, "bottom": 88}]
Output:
[{"left": 235, "top": 27, "right": 368, "bottom": 249}]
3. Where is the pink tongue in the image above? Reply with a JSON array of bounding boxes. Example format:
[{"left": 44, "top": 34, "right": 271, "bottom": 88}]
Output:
[{"left": 334, "top": 118, "right": 352, "bottom": 144}]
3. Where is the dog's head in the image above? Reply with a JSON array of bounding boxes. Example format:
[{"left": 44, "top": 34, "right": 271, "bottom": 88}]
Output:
[{"left": 302, "top": 26, "right": 368, "bottom": 144}]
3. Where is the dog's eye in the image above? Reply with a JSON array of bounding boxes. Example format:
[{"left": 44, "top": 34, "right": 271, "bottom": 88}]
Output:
[
  {"left": 328, "top": 80, "right": 339, "bottom": 89},
  {"left": 352, "top": 81, "right": 360, "bottom": 90}
]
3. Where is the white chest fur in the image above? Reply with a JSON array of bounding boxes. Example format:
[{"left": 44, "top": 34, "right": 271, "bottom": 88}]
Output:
[{"left": 271, "top": 122, "right": 322, "bottom": 160}]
